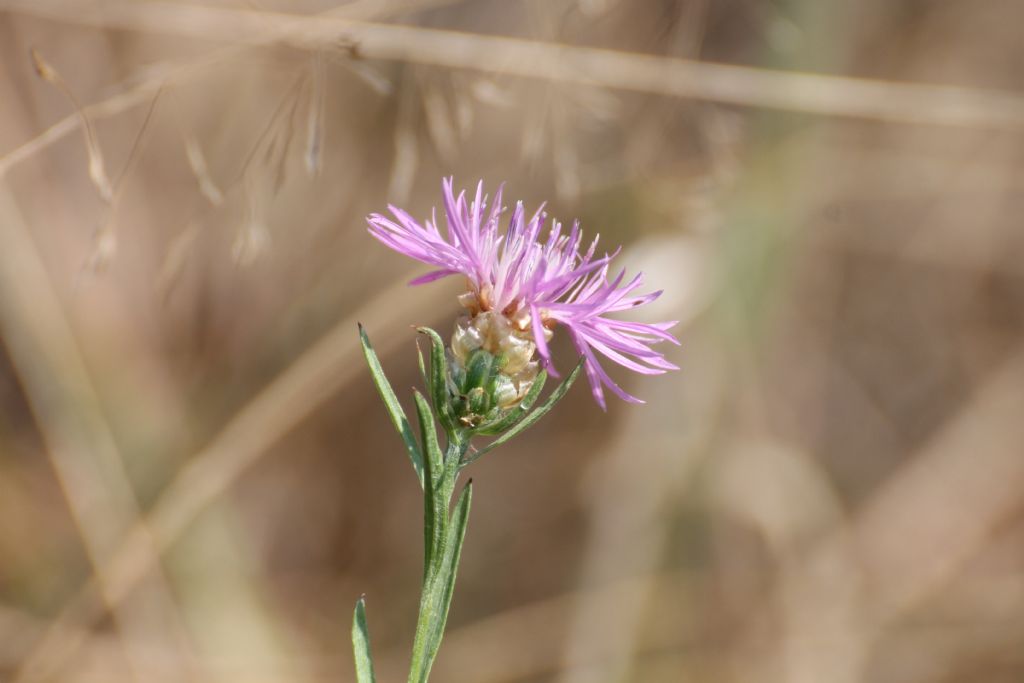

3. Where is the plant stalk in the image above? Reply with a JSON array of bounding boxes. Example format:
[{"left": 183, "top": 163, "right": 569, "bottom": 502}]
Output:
[{"left": 406, "top": 437, "right": 471, "bottom": 683}]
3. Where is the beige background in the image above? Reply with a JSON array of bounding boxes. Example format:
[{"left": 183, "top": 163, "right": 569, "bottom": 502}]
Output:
[{"left": 0, "top": 1, "right": 1023, "bottom": 682}]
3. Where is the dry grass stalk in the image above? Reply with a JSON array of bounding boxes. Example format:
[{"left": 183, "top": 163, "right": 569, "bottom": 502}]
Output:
[
  {"left": 4, "top": 1, "right": 1024, "bottom": 130},
  {"left": 29, "top": 47, "right": 114, "bottom": 202},
  {"left": 183, "top": 135, "right": 224, "bottom": 206},
  {"left": 0, "top": 0, "right": 465, "bottom": 179},
  {"left": 0, "top": 184, "right": 196, "bottom": 683},
  {"left": 304, "top": 52, "right": 326, "bottom": 178},
  {"left": 12, "top": 277, "right": 447, "bottom": 681}
]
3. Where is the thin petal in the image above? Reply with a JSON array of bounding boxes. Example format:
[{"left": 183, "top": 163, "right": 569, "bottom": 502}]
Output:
[{"left": 408, "top": 269, "right": 460, "bottom": 285}]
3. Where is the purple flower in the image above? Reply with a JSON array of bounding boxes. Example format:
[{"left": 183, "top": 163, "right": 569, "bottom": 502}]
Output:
[{"left": 367, "top": 179, "right": 680, "bottom": 409}]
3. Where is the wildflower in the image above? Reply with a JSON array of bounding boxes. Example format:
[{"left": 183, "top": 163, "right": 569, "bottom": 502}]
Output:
[{"left": 367, "top": 178, "right": 679, "bottom": 409}]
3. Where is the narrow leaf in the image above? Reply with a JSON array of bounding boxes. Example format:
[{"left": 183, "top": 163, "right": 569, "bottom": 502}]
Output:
[
  {"left": 464, "top": 361, "right": 583, "bottom": 464},
  {"left": 413, "top": 391, "right": 444, "bottom": 483},
  {"left": 351, "top": 596, "right": 376, "bottom": 683},
  {"left": 359, "top": 324, "right": 424, "bottom": 487},
  {"left": 413, "top": 390, "right": 445, "bottom": 570},
  {"left": 473, "top": 370, "right": 548, "bottom": 436},
  {"left": 416, "top": 338, "right": 429, "bottom": 389},
  {"left": 431, "top": 481, "right": 472, "bottom": 651},
  {"left": 416, "top": 327, "right": 455, "bottom": 434}
]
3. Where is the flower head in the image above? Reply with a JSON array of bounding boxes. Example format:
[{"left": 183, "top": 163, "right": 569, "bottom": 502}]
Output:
[{"left": 367, "top": 178, "right": 680, "bottom": 409}]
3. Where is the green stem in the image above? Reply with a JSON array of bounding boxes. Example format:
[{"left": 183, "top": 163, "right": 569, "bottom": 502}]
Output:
[
  {"left": 407, "top": 437, "right": 472, "bottom": 683},
  {"left": 357, "top": 328, "right": 580, "bottom": 683}
]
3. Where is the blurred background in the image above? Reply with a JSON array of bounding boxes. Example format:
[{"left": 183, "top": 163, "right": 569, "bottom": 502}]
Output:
[{"left": 1, "top": 1, "right": 1023, "bottom": 682}]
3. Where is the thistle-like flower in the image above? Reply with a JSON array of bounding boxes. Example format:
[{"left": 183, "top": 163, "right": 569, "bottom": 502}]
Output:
[{"left": 367, "top": 178, "right": 679, "bottom": 409}]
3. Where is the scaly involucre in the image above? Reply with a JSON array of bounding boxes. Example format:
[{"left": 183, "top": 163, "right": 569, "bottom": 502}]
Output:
[{"left": 367, "top": 178, "right": 680, "bottom": 409}]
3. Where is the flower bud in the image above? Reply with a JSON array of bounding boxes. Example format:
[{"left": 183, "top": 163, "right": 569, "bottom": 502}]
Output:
[{"left": 446, "top": 311, "right": 547, "bottom": 427}]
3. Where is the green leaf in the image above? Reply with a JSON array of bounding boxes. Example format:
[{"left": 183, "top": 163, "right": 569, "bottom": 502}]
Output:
[
  {"left": 359, "top": 324, "right": 424, "bottom": 488},
  {"left": 463, "top": 361, "right": 583, "bottom": 465},
  {"left": 416, "top": 327, "right": 456, "bottom": 434},
  {"left": 407, "top": 480, "right": 473, "bottom": 683},
  {"left": 416, "top": 339, "right": 429, "bottom": 389},
  {"left": 429, "top": 481, "right": 472, "bottom": 654},
  {"left": 473, "top": 370, "right": 548, "bottom": 436},
  {"left": 352, "top": 596, "right": 376, "bottom": 683},
  {"left": 413, "top": 390, "right": 445, "bottom": 570},
  {"left": 413, "top": 390, "right": 444, "bottom": 482}
]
